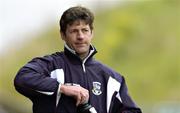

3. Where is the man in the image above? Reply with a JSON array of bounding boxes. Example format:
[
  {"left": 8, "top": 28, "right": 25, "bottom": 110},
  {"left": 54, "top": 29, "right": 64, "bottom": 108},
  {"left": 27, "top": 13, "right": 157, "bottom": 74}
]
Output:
[{"left": 14, "top": 6, "right": 142, "bottom": 113}]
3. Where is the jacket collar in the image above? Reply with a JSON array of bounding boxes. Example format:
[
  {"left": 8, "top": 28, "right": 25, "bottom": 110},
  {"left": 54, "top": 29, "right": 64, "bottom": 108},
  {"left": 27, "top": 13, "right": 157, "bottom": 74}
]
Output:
[{"left": 64, "top": 43, "right": 97, "bottom": 64}]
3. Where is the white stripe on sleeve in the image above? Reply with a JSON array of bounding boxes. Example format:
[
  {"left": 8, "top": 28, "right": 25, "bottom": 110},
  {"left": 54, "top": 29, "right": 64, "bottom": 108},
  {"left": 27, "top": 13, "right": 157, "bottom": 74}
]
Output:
[
  {"left": 50, "top": 69, "right": 65, "bottom": 106},
  {"left": 107, "top": 76, "right": 121, "bottom": 113}
]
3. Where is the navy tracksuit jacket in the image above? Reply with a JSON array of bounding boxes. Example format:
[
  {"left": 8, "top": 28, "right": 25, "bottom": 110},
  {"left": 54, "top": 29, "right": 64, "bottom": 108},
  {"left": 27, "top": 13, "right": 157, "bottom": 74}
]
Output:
[{"left": 14, "top": 45, "right": 142, "bottom": 113}]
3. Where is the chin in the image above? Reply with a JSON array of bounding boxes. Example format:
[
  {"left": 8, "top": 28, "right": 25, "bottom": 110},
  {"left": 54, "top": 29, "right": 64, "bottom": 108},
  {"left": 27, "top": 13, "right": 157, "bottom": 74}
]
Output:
[
  {"left": 76, "top": 51, "right": 87, "bottom": 54},
  {"left": 76, "top": 49, "right": 88, "bottom": 54},
  {"left": 76, "top": 48, "right": 88, "bottom": 52}
]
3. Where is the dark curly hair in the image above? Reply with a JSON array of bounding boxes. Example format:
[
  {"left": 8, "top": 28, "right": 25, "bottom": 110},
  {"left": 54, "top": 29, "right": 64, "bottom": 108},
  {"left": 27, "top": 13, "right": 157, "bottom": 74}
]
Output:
[{"left": 59, "top": 6, "right": 94, "bottom": 34}]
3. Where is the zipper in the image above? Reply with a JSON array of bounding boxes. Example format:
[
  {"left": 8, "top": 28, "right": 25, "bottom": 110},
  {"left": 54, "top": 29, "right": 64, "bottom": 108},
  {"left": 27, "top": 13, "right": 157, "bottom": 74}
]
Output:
[
  {"left": 64, "top": 43, "right": 96, "bottom": 73},
  {"left": 82, "top": 62, "right": 86, "bottom": 73},
  {"left": 81, "top": 49, "right": 94, "bottom": 73}
]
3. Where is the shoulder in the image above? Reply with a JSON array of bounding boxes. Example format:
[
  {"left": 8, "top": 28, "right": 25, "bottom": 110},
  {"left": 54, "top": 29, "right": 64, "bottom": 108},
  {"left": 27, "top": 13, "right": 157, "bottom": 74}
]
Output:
[
  {"left": 93, "top": 60, "right": 123, "bottom": 82},
  {"left": 30, "top": 52, "right": 64, "bottom": 63},
  {"left": 24, "top": 51, "right": 65, "bottom": 70}
]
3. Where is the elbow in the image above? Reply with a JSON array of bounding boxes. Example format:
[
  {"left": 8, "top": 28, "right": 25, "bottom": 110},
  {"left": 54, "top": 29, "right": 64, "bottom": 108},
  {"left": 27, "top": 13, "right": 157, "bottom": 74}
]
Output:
[{"left": 14, "top": 70, "right": 27, "bottom": 91}]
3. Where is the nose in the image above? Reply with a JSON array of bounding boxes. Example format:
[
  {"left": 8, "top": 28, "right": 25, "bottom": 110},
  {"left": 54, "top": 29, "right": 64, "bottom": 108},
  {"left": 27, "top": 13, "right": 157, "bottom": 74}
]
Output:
[{"left": 77, "top": 31, "right": 84, "bottom": 40}]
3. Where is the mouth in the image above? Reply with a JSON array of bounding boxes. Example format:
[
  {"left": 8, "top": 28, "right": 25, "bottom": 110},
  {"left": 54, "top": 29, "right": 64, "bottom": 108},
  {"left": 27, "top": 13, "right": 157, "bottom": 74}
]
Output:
[{"left": 75, "top": 43, "right": 85, "bottom": 47}]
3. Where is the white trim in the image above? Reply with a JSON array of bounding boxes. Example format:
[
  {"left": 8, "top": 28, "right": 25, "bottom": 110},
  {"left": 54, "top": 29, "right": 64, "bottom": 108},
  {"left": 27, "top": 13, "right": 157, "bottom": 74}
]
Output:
[
  {"left": 56, "top": 83, "right": 61, "bottom": 106},
  {"left": 50, "top": 69, "right": 65, "bottom": 84},
  {"left": 106, "top": 76, "right": 121, "bottom": 113},
  {"left": 116, "top": 92, "right": 122, "bottom": 102},
  {"left": 89, "top": 107, "right": 97, "bottom": 113},
  {"left": 82, "top": 47, "right": 95, "bottom": 72},
  {"left": 50, "top": 69, "right": 65, "bottom": 106},
  {"left": 36, "top": 91, "right": 54, "bottom": 95},
  {"left": 35, "top": 69, "right": 65, "bottom": 105},
  {"left": 64, "top": 43, "right": 95, "bottom": 73},
  {"left": 64, "top": 43, "right": 76, "bottom": 54}
]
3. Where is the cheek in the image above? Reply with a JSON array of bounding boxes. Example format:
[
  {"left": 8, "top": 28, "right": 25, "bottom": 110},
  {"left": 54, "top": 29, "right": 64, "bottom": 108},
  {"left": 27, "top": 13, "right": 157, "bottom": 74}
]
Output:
[
  {"left": 88, "top": 35, "right": 93, "bottom": 42},
  {"left": 65, "top": 35, "right": 75, "bottom": 43},
  {"left": 66, "top": 39, "right": 74, "bottom": 45}
]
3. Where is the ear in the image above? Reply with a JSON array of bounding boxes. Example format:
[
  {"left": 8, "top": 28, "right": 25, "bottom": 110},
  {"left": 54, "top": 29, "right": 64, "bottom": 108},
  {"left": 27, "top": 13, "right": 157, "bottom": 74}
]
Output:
[{"left": 60, "top": 31, "right": 65, "bottom": 40}]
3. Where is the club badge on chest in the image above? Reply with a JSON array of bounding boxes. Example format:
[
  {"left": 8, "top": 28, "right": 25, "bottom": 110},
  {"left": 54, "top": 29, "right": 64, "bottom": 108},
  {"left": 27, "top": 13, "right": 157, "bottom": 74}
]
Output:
[{"left": 92, "top": 82, "right": 102, "bottom": 95}]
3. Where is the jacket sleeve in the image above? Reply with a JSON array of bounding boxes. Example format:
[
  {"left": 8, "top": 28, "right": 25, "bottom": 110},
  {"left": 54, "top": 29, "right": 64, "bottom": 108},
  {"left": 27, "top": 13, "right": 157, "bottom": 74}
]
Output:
[
  {"left": 110, "top": 76, "right": 142, "bottom": 113},
  {"left": 14, "top": 56, "right": 59, "bottom": 98}
]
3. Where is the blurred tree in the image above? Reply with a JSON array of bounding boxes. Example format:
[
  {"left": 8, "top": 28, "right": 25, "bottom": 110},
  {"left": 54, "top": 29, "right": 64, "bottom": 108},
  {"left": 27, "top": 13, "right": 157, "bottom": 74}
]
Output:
[{"left": 0, "top": 0, "right": 179, "bottom": 113}]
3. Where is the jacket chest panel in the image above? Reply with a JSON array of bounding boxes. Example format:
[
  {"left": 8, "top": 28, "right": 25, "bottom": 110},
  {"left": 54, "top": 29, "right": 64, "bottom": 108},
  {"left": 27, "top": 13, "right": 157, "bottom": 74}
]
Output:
[{"left": 64, "top": 64, "right": 85, "bottom": 84}]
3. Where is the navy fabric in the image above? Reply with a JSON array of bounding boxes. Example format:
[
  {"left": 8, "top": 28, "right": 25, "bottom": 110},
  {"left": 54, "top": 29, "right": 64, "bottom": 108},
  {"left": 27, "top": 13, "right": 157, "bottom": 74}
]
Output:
[{"left": 14, "top": 46, "right": 142, "bottom": 113}]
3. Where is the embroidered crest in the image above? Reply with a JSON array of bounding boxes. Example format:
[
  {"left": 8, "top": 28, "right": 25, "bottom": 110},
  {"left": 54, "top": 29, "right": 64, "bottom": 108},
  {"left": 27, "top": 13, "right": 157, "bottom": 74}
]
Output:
[{"left": 92, "top": 82, "right": 102, "bottom": 95}]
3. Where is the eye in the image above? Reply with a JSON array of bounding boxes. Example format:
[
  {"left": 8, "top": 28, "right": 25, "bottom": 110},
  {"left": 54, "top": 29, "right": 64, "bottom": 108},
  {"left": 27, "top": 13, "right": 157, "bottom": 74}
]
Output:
[
  {"left": 82, "top": 29, "right": 89, "bottom": 33},
  {"left": 69, "top": 29, "right": 77, "bottom": 34}
]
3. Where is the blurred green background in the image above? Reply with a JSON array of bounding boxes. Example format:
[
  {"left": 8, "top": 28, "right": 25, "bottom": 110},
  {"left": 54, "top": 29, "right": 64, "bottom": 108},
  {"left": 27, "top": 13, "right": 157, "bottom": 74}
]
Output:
[{"left": 0, "top": 0, "right": 180, "bottom": 113}]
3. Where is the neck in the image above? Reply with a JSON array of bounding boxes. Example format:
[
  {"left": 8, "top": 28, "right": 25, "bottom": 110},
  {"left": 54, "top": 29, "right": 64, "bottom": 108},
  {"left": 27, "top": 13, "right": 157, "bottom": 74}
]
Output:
[
  {"left": 64, "top": 43, "right": 96, "bottom": 61},
  {"left": 64, "top": 43, "right": 89, "bottom": 60},
  {"left": 78, "top": 51, "right": 89, "bottom": 60}
]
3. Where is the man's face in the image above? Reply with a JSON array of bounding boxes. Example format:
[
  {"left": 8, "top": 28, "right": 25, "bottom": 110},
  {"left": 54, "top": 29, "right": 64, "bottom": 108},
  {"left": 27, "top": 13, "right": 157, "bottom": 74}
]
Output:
[{"left": 61, "top": 20, "right": 93, "bottom": 58}]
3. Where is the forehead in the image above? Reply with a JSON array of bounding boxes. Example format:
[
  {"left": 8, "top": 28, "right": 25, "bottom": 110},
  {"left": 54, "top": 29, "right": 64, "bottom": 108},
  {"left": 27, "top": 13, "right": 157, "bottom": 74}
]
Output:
[{"left": 67, "top": 20, "right": 90, "bottom": 28}]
